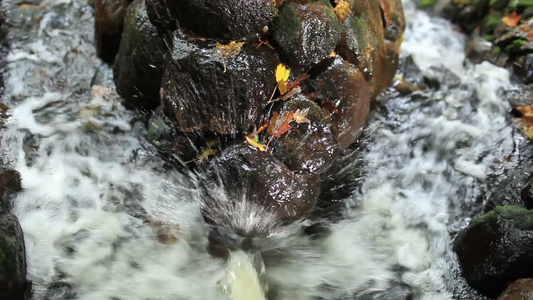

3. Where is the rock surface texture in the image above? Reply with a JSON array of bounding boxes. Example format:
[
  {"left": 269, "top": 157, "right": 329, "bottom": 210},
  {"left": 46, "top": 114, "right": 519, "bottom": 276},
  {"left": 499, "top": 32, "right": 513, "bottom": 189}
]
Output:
[
  {"left": 0, "top": 167, "right": 28, "bottom": 300},
  {"left": 97, "top": 0, "right": 405, "bottom": 250},
  {"left": 454, "top": 206, "right": 533, "bottom": 299}
]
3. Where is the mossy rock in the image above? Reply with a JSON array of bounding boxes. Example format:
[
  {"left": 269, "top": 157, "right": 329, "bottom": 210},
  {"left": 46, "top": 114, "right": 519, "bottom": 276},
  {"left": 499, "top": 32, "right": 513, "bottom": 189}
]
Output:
[{"left": 454, "top": 205, "right": 533, "bottom": 299}]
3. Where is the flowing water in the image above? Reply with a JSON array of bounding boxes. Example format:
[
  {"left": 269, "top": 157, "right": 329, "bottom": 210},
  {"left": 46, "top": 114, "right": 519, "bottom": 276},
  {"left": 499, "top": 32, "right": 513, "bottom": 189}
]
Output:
[{"left": 0, "top": 0, "right": 517, "bottom": 299}]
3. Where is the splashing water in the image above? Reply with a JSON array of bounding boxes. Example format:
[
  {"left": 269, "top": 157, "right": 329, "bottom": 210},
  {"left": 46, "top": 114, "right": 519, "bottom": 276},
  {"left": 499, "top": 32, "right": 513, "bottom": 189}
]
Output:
[{"left": 0, "top": 0, "right": 515, "bottom": 299}]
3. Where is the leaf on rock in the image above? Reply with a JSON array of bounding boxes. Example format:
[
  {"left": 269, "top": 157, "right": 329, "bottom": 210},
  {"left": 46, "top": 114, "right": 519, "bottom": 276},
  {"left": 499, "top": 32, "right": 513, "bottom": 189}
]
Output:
[
  {"left": 276, "top": 63, "right": 290, "bottom": 94},
  {"left": 502, "top": 11, "right": 521, "bottom": 28},
  {"left": 268, "top": 111, "right": 294, "bottom": 137},
  {"left": 334, "top": 1, "right": 353, "bottom": 24},
  {"left": 216, "top": 41, "right": 245, "bottom": 59},
  {"left": 293, "top": 108, "right": 310, "bottom": 124},
  {"left": 245, "top": 136, "right": 267, "bottom": 151}
]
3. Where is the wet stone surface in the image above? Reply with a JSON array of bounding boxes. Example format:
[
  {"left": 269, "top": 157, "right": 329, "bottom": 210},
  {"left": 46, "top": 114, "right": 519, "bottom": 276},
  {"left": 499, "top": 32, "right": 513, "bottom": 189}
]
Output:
[
  {"left": 454, "top": 205, "right": 533, "bottom": 299},
  {"left": 113, "top": 0, "right": 167, "bottom": 110},
  {"left": 161, "top": 31, "right": 279, "bottom": 134}
]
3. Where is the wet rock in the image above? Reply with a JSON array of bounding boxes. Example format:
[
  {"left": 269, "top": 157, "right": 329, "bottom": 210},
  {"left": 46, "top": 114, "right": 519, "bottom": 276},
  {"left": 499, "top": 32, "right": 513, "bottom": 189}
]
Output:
[
  {"left": 466, "top": 36, "right": 495, "bottom": 64},
  {"left": 0, "top": 167, "right": 22, "bottom": 211},
  {"left": 95, "top": 0, "right": 132, "bottom": 63},
  {"left": 161, "top": 32, "right": 280, "bottom": 134},
  {"left": 521, "top": 173, "right": 533, "bottom": 209},
  {"left": 336, "top": 0, "right": 385, "bottom": 79},
  {"left": 454, "top": 205, "right": 533, "bottom": 299},
  {"left": 0, "top": 212, "right": 29, "bottom": 300},
  {"left": 271, "top": 1, "right": 340, "bottom": 67},
  {"left": 201, "top": 144, "right": 320, "bottom": 229},
  {"left": 498, "top": 278, "right": 533, "bottom": 300},
  {"left": 516, "top": 54, "right": 533, "bottom": 84},
  {"left": 270, "top": 97, "right": 339, "bottom": 174},
  {"left": 311, "top": 56, "right": 371, "bottom": 148},
  {"left": 113, "top": 0, "right": 167, "bottom": 110},
  {"left": 147, "top": 110, "right": 206, "bottom": 165},
  {"left": 147, "top": 0, "right": 276, "bottom": 41}
]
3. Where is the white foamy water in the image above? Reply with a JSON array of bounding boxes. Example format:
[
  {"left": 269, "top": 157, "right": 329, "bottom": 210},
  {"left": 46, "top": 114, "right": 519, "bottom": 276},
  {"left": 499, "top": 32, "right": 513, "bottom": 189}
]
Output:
[{"left": 0, "top": 0, "right": 514, "bottom": 299}]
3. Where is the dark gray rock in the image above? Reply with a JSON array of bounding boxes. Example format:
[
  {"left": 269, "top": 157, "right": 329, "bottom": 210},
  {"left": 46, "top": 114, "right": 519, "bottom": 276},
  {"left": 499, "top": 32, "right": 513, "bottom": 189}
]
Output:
[
  {"left": 271, "top": 1, "right": 340, "bottom": 67},
  {"left": 454, "top": 205, "right": 533, "bottom": 299},
  {"left": 147, "top": 0, "right": 276, "bottom": 41},
  {"left": 0, "top": 212, "right": 28, "bottom": 300},
  {"left": 0, "top": 167, "right": 22, "bottom": 212},
  {"left": 113, "top": 0, "right": 167, "bottom": 110},
  {"left": 161, "top": 32, "right": 280, "bottom": 134}
]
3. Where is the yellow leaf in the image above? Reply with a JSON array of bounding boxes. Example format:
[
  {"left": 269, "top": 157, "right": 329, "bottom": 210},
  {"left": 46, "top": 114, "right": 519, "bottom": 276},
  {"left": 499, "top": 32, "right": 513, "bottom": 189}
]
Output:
[
  {"left": 525, "top": 127, "right": 533, "bottom": 139},
  {"left": 276, "top": 63, "right": 290, "bottom": 94},
  {"left": 198, "top": 148, "right": 218, "bottom": 162},
  {"left": 293, "top": 108, "right": 310, "bottom": 124},
  {"left": 216, "top": 41, "right": 245, "bottom": 59},
  {"left": 245, "top": 136, "right": 267, "bottom": 151},
  {"left": 333, "top": 1, "right": 353, "bottom": 24}
]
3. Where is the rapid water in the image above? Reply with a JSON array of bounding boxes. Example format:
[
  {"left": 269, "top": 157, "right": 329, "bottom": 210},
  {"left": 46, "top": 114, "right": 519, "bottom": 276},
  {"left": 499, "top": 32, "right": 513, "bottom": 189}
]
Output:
[{"left": 0, "top": 0, "right": 515, "bottom": 299}]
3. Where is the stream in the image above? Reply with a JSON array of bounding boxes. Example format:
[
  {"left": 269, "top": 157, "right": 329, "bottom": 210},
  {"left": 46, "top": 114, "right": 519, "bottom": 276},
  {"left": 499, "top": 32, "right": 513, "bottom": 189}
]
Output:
[{"left": 0, "top": 0, "right": 517, "bottom": 299}]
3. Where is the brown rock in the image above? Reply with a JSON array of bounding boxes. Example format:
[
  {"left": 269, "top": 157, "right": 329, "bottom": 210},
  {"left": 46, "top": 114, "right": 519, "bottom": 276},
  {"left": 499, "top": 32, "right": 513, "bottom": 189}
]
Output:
[
  {"left": 498, "top": 278, "right": 533, "bottom": 300},
  {"left": 313, "top": 56, "right": 371, "bottom": 149},
  {"left": 95, "top": 0, "right": 132, "bottom": 63}
]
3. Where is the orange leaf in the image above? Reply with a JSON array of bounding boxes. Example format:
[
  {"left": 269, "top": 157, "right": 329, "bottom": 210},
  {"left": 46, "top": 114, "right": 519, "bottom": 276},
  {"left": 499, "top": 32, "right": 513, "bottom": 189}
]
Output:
[
  {"left": 268, "top": 111, "right": 294, "bottom": 137},
  {"left": 502, "top": 11, "right": 521, "bottom": 28},
  {"left": 245, "top": 136, "right": 267, "bottom": 151}
]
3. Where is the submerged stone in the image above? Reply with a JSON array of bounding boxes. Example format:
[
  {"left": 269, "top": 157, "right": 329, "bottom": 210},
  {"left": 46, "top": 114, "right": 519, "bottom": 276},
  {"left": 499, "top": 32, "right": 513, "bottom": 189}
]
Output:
[
  {"left": 454, "top": 205, "right": 533, "bottom": 299},
  {"left": 113, "top": 0, "right": 167, "bottom": 110},
  {"left": 161, "top": 32, "right": 279, "bottom": 134},
  {"left": 272, "top": 1, "right": 340, "bottom": 67}
]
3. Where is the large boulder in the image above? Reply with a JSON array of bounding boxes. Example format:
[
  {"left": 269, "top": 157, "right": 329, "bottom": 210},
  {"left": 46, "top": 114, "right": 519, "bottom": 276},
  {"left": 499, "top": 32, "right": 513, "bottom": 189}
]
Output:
[
  {"left": 0, "top": 167, "right": 22, "bottom": 210},
  {"left": 271, "top": 1, "right": 341, "bottom": 67},
  {"left": 161, "top": 32, "right": 280, "bottom": 134},
  {"left": 454, "top": 205, "right": 533, "bottom": 299},
  {"left": 113, "top": 0, "right": 167, "bottom": 110}
]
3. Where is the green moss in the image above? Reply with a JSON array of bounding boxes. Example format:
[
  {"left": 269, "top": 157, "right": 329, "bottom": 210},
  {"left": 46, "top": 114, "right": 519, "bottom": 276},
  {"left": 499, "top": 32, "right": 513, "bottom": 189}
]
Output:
[
  {"left": 324, "top": 4, "right": 341, "bottom": 32},
  {"left": 419, "top": 0, "right": 438, "bottom": 8},
  {"left": 481, "top": 14, "right": 502, "bottom": 34},
  {"left": 272, "top": 2, "right": 301, "bottom": 44},
  {"left": 504, "top": 38, "right": 527, "bottom": 53},
  {"left": 471, "top": 205, "right": 533, "bottom": 230},
  {"left": 351, "top": 17, "right": 368, "bottom": 47}
]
